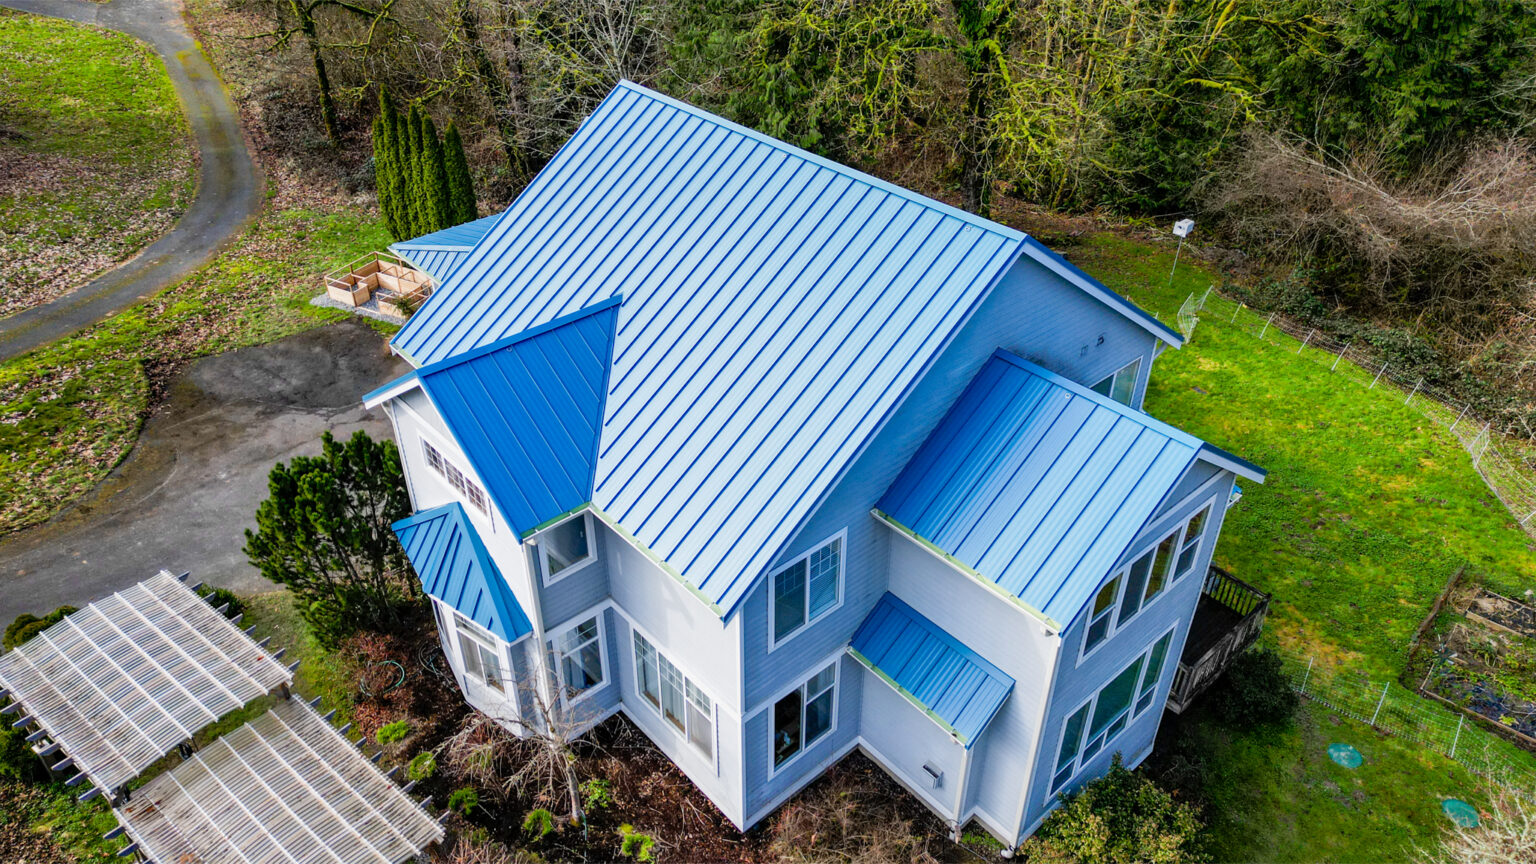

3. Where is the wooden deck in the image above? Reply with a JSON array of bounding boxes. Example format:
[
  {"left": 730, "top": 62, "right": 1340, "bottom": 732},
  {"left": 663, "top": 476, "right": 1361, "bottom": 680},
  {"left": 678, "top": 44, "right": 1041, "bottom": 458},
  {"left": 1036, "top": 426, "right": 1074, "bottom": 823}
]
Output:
[{"left": 1167, "top": 566, "right": 1270, "bottom": 714}]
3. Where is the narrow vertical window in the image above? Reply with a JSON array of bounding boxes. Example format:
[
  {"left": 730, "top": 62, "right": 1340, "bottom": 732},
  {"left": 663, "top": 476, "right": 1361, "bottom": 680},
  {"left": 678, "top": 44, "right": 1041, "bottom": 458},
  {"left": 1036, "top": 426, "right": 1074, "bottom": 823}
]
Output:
[
  {"left": 634, "top": 632, "right": 660, "bottom": 708},
  {"left": 1144, "top": 532, "right": 1178, "bottom": 603},
  {"left": 555, "top": 615, "right": 604, "bottom": 697},
  {"left": 1084, "top": 575, "right": 1121, "bottom": 654},
  {"left": 1136, "top": 631, "right": 1174, "bottom": 715},
  {"left": 772, "top": 560, "right": 807, "bottom": 642},
  {"left": 454, "top": 613, "right": 504, "bottom": 692},
  {"left": 632, "top": 631, "right": 713, "bottom": 760},
  {"left": 1174, "top": 506, "right": 1209, "bottom": 580},
  {"left": 1118, "top": 551, "right": 1154, "bottom": 625},
  {"left": 1052, "top": 704, "right": 1090, "bottom": 792}
]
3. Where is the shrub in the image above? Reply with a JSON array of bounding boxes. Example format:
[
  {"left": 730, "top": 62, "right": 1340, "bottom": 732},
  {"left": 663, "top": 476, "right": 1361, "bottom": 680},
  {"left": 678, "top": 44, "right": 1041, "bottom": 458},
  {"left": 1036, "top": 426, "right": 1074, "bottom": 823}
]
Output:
[
  {"left": 1023, "top": 755, "right": 1207, "bottom": 864},
  {"left": 448, "top": 786, "right": 479, "bottom": 815},
  {"left": 0, "top": 723, "right": 43, "bottom": 782},
  {"left": 522, "top": 808, "right": 555, "bottom": 840},
  {"left": 407, "top": 751, "right": 437, "bottom": 781},
  {"left": 618, "top": 824, "right": 656, "bottom": 862},
  {"left": 1210, "top": 646, "right": 1299, "bottom": 730},
  {"left": 376, "top": 720, "right": 412, "bottom": 746},
  {"left": 580, "top": 777, "right": 612, "bottom": 811},
  {"left": 194, "top": 585, "right": 244, "bottom": 619},
  {"left": 4, "top": 606, "right": 77, "bottom": 650}
]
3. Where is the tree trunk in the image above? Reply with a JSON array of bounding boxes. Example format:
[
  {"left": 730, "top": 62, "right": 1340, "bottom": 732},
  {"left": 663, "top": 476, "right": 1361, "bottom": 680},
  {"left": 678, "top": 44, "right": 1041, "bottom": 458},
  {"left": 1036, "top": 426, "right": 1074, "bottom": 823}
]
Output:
[
  {"left": 459, "top": 0, "right": 527, "bottom": 178},
  {"left": 298, "top": 4, "right": 340, "bottom": 145}
]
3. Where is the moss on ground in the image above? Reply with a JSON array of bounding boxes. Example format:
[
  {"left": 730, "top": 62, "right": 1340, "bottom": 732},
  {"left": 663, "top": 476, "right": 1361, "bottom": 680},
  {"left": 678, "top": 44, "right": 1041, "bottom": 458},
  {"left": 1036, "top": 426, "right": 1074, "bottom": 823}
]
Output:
[{"left": 0, "top": 9, "right": 195, "bottom": 316}]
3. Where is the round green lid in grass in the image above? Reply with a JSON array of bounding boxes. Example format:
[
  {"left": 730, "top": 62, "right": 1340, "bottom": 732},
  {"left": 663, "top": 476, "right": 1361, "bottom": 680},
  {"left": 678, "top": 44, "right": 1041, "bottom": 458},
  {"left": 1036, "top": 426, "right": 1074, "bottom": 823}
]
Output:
[
  {"left": 1442, "top": 799, "right": 1479, "bottom": 828},
  {"left": 1327, "top": 743, "right": 1363, "bottom": 768}
]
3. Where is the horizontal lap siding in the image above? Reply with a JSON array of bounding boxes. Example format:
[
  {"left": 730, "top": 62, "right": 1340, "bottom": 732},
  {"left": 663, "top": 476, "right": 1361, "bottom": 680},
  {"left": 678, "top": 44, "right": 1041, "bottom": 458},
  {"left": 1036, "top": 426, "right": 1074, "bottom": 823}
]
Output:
[
  {"left": 1022, "top": 469, "right": 1236, "bottom": 838},
  {"left": 856, "top": 661, "right": 965, "bottom": 817},
  {"left": 538, "top": 528, "right": 611, "bottom": 628},
  {"left": 741, "top": 653, "right": 863, "bottom": 824}
]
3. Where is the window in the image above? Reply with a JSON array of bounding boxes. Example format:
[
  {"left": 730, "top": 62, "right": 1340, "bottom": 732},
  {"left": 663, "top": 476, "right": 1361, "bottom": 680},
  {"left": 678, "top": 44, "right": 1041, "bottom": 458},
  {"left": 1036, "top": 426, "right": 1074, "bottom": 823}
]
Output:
[
  {"left": 554, "top": 615, "right": 604, "bottom": 699},
  {"left": 1089, "top": 357, "right": 1142, "bottom": 406},
  {"left": 1174, "top": 506, "right": 1209, "bottom": 580},
  {"left": 541, "top": 515, "right": 592, "bottom": 582},
  {"left": 1051, "top": 629, "right": 1175, "bottom": 794},
  {"left": 773, "top": 663, "right": 836, "bottom": 771},
  {"left": 454, "top": 613, "right": 504, "bottom": 692},
  {"left": 1084, "top": 525, "right": 1186, "bottom": 659},
  {"left": 771, "top": 536, "right": 843, "bottom": 646},
  {"left": 422, "top": 439, "right": 490, "bottom": 515},
  {"left": 632, "top": 632, "right": 712, "bottom": 759}
]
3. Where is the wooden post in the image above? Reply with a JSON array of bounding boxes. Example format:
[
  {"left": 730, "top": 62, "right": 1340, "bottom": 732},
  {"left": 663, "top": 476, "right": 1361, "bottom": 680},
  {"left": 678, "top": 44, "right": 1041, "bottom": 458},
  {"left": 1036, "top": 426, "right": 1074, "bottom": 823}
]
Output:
[
  {"left": 1259, "top": 312, "right": 1275, "bottom": 339},
  {"left": 1332, "top": 343, "right": 1350, "bottom": 372}
]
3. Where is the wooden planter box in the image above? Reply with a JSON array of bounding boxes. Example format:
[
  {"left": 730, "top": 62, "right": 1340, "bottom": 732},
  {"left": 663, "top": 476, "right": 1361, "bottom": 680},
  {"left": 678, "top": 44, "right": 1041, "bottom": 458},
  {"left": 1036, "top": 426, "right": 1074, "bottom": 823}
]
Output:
[
  {"left": 323, "top": 252, "right": 433, "bottom": 314},
  {"left": 326, "top": 275, "right": 371, "bottom": 306}
]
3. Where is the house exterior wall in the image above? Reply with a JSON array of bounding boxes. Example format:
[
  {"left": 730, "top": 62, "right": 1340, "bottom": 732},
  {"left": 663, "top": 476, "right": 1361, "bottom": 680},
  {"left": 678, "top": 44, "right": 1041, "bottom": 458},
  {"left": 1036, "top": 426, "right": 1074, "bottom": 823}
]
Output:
[
  {"left": 1019, "top": 467, "right": 1236, "bottom": 838},
  {"left": 740, "top": 652, "right": 863, "bottom": 826},
  {"left": 853, "top": 659, "right": 965, "bottom": 816}
]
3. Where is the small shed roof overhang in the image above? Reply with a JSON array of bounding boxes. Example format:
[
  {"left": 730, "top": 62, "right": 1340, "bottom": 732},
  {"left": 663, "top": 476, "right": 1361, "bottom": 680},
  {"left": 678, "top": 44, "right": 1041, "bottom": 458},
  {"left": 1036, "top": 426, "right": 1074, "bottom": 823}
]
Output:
[{"left": 393, "top": 502, "right": 533, "bottom": 643}]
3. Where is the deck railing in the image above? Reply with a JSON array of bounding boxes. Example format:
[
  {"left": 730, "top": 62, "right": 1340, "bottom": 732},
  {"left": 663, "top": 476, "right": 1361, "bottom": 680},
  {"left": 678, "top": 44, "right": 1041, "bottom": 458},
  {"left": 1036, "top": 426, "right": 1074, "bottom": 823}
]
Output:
[{"left": 1166, "top": 566, "right": 1270, "bottom": 714}]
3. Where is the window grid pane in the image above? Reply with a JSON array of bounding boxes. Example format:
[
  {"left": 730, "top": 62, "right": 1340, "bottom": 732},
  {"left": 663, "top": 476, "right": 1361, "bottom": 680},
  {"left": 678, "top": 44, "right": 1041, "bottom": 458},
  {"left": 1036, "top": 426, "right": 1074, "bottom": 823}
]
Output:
[
  {"left": 808, "top": 541, "right": 839, "bottom": 618},
  {"left": 773, "top": 690, "right": 803, "bottom": 767},
  {"left": 773, "top": 561, "right": 807, "bottom": 642}
]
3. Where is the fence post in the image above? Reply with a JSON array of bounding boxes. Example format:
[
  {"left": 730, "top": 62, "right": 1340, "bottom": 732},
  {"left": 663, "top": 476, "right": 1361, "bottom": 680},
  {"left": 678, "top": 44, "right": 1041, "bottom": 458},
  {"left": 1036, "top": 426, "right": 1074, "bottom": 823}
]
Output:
[
  {"left": 1450, "top": 403, "right": 1471, "bottom": 432},
  {"left": 1370, "top": 362, "right": 1388, "bottom": 390},
  {"left": 1201, "top": 284, "right": 1213, "bottom": 306},
  {"left": 1332, "top": 343, "right": 1350, "bottom": 372},
  {"left": 1231, "top": 302, "right": 1244, "bottom": 324},
  {"left": 1299, "top": 330, "right": 1314, "bottom": 354},
  {"left": 1450, "top": 714, "right": 1464, "bottom": 759},
  {"left": 1259, "top": 313, "right": 1275, "bottom": 339},
  {"left": 1370, "top": 682, "right": 1390, "bottom": 726},
  {"left": 1406, "top": 379, "right": 1422, "bottom": 405},
  {"left": 1300, "top": 655, "right": 1314, "bottom": 696},
  {"left": 1475, "top": 422, "right": 1491, "bottom": 468}
]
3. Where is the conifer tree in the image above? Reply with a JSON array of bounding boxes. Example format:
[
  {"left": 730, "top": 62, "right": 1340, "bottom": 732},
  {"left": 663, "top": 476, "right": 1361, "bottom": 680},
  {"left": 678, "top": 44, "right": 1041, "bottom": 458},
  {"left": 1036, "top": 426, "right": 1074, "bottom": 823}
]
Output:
[
  {"left": 404, "top": 105, "right": 425, "bottom": 236},
  {"left": 372, "top": 87, "right": 406, "bottom": 240},
  {"left": 443, "top": 122, "right": 477, "bottom": 225},
  {"left": 419, "top": 113, "right": 452, "bottom": 233}
]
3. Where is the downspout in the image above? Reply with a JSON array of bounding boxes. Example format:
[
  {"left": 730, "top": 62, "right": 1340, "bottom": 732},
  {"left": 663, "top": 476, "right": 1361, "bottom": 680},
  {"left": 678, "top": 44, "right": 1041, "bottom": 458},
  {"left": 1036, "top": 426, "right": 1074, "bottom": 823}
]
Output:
[{"left": 522, "top": 541, "right": 559, "bottom": 729}]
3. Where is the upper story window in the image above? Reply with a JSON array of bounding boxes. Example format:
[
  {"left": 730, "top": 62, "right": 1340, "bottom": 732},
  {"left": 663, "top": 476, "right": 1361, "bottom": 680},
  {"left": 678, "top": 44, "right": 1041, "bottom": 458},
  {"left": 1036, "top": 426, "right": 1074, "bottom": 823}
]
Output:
[
  {"left": 1082, "top": 502, "right": 1213, "bottom": 659},
  {"left": 1051, "top": 628, "right": 1174, "bottom": 796},
  {"left": 553, "top": 614, "right": 605, "bottom": 701},
  {"left": 633, "top": 631, "right": 713, "bottom": 760},
  {"left": 538, "top": 513, "right": 594, "bottom": 585},
  {"left": 453, "top": 612, "right": 505, "bottom": 692},
  {"left": 772, "top": 662, "right": 837, "bottom": 773},
  {"left": 422, "top": 439, "right": 490, "bottom": 515},
  {"left": 1090, "top": 357, "right": 1141, "bottom": 406},
  {"left": 770, "top": 533, "right": 844, "bottom": 648}
]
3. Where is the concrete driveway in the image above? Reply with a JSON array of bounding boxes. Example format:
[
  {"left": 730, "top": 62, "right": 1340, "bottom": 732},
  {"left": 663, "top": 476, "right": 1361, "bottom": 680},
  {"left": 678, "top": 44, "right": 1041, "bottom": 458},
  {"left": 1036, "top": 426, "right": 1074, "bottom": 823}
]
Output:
[
  {"left": 0, "top": 321, "right": 408, "bottom": 622},
  {"left": 0, "top": 0, "right": 262, "bottom": 361}
]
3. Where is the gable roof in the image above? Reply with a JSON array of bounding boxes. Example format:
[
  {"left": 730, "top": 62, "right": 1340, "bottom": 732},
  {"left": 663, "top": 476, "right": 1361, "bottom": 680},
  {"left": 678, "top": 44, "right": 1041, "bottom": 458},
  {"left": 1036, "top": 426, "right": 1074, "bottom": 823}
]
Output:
[
  {"left": 850, "top": 593, "right": 1014, "bottom": 748},
  {"left": 393, "top": 503, "right": 533, "bottom": 642},
  {"left": 390, "top": 213, "right": 503, "bottom": 283},
  {"left": 877, "top": 351, "right": 1263, "bottom": 630}
]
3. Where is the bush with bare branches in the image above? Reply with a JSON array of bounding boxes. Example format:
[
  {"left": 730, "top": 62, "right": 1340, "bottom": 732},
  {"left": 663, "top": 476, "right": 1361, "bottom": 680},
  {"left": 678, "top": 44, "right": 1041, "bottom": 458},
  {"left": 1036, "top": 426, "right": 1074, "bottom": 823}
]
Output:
[
  {"left": 1208, "top": 133, "right": 1536, "bottom": 331},
  {"left": 1415, "top": 788, "right": 1536, "bottom": 864}
]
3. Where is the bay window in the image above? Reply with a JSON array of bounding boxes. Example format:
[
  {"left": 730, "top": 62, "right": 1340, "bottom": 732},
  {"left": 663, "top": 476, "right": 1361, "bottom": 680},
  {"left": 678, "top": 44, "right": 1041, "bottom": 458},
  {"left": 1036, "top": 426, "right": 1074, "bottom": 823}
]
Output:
[{"left": 632, "top": 631, "right": 713, "bottom": 760}]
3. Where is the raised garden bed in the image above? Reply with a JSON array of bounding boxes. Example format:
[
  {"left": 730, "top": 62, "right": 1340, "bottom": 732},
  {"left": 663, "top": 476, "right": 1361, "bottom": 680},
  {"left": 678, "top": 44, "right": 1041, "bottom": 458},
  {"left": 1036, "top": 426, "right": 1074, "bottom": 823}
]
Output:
[
  {"left": 1467, "top": 589, "right": 1536, "bottom": 637},
  {"left": 1422, "top": 620, "right": 1536, "bottom": 746},
  {"left": 324, "top": 252, "right": 431, "bottom": 319}
]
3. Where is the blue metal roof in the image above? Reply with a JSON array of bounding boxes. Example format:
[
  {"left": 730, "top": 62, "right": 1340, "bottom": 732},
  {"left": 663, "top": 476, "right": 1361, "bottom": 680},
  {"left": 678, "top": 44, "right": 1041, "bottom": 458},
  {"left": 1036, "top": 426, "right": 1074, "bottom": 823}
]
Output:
[
  {"left": 391, "top": 213, "right": 504, "bottom": 284},
  {"left": 850, "top": 593, "right": 1014, "bottom": 747},
  {"left": 390, "top": 81, "right": 1028, "bottom": 616},
  {"left": 410, "top": 299, "right": 618, "bottom": 538},
  {"left": 878, "top": 351, "right": 1219, "bottom": 629},
  {"left": 393, "top": 502, "right": 532, "bottom": 642}
]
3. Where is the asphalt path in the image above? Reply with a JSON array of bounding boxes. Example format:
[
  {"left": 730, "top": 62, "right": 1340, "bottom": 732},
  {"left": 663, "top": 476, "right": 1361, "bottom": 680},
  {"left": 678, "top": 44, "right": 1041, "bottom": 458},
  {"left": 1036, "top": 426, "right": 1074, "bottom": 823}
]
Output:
[{"left": 0, "top": 0, "right": 261, "bottom": 360}]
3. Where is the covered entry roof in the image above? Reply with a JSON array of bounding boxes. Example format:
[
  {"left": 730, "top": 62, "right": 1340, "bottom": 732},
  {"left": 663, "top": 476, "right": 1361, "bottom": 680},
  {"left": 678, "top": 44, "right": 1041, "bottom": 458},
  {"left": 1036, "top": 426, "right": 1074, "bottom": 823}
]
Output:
[
  {"left": 849, "top": 593, "right": 1013, "bottom": 747},
  {"left": 0, "top": 571, "right": 291, "bottom": 792},
  {"left": 394, "top": 502, "right": 533, "bottom": 642},
  {"left": 877, "top": 351, "right": 1264, "bottom": 630},
  {"left": 116, "top": 697, "right": 443, "bottom": 863},
  {"left": 389, "top": 212, "right": 502, "bottom": 284}
]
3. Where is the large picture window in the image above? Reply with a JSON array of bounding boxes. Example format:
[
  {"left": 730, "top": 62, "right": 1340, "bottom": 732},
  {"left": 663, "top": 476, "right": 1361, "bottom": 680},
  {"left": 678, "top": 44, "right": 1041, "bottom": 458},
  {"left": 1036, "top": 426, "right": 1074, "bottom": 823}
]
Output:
[
  {"left": 771, "top": 535, "right": 843, "bottom": 646},
  {"left": 773, "top": 663, "right": 836, "bottom": 771},
  {"left": 632, "top": 632, "right": 713, "bottom": 760},
  {"left": 453, "top": 613, "right": 504, "bottom": 692},
  {"left": 554, "top": 615, "right": 605, "bottom": 699},
  {"left": 1052, "top": 629, "right": 1175, "bottom": 796},
  {"left": 1090, "top": 357, "right": 1141, "bottom": 406},
  {"left": 539, "top": 514, "right": 594, "bottom": 584}
]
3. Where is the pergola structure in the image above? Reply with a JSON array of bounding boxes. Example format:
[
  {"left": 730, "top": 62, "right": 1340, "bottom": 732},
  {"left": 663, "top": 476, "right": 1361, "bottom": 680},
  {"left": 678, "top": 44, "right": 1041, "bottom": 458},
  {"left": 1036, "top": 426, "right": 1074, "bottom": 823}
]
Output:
[
  {"left": 115, "top": 697, "right": 443, "bottom": 863},
  {"left": 0, "top": 570, "right": 291, "bottom": 798}
]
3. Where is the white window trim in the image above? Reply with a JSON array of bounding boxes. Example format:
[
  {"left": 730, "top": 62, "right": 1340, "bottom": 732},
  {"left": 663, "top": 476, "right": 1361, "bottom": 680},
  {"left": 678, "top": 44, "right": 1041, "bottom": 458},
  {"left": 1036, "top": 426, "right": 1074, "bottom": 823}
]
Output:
[
  {"left": 628, "top": 622, "right": 721, "bottom": 772},
  {"left": 766, "top": 529, "right": 847, "bottom": 653},
  {"left": 766, "top": 659, "right": 840, "bottom": 780},
  {"left": 452, "top": 611, "right": 508, "bottom": 692},
  {"left": 1172, "top": 499, "right": 1216, "bottom": 582},
  {"left": 418, "top": 432, "right": 493, "bottom": 520},
  {"left": 551, "top": 612, "right": 610, "bottom": 708},
  {"left": 1048, "top": 623, "right": 1177, "bottom": 804},
  {"left": 1091, "top": 357, "right": 1142, "bottom": 406},
  {"left": 535, "top": 512, "right": 598, "bottom": 587}
]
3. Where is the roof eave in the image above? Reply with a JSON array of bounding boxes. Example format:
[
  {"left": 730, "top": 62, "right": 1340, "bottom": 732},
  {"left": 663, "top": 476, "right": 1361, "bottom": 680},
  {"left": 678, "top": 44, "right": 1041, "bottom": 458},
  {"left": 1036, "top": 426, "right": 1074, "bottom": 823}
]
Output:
[
  {"left": 1197, "top": 444, "right": 1267, "bottom": 484},
  {"left": 361, "top": 371, "right": 421, "bottom": 409},
  {"left": 1017, "top": 237, "right": 1185, "bottom": 348}
]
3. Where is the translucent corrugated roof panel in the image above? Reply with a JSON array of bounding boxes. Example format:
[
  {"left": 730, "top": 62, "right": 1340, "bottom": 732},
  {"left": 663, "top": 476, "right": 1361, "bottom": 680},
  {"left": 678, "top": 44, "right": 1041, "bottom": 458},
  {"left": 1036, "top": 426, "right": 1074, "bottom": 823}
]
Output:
[
  {"left": 394, "top": 502, "right": 532, "bottom": 642},
  {"left": 116, "top": 697, "right": 443, "bottom": 864},
  {"left": 0, "top": 571, "right": 291, "bottom": 792},
  {"left": 849, "top": 593, "right": 1014, "bottom": 747},
  {"left": 878, "top": 352, "right": 1206, "bottom": 629}
]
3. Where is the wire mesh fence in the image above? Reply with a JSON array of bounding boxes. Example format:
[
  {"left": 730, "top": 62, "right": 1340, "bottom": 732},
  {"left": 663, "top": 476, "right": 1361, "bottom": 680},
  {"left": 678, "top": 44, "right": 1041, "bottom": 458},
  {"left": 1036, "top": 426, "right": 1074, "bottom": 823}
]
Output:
[{"left": 1178, "top": 289, "right": 1536, "bottom": 537}]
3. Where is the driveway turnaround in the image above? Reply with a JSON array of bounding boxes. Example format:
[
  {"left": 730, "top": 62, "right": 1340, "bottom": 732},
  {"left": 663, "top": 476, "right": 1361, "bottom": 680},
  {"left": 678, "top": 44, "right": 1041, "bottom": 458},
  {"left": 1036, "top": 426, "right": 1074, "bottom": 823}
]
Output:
[
  {"left": 0, "top": 0, "right": 261, "bottom": 361},
  {"left": 0, "top": 322, "right": 408, "bottom": 622}
]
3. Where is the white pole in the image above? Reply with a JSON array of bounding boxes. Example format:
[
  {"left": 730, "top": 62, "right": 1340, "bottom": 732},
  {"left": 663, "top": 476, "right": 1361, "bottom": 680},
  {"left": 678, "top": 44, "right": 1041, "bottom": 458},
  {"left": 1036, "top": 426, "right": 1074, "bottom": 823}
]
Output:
[
  {"left": 1201, "top": 284, "right": 1213, "bottom": 306},
  {"left": 1299, "top": 330, "right": 1314, "bottom": 353},
  {"left": 1370, "top": 362, "right": 1388, "bottom": 389},
  {"left": 1371, "top": 682, "right": 1390, "bottom": 726},
  {"left": 1231, "top": 302, "right": 1243, "bottom": 324},
  {"left": 1167, "top": 236, "right": 1185, "bottom": 287},
  {"left": 1260, "top": 312, "right": 1275, "bottom": 339},
  {"left": 1450, "top": 714, "right": 1464, "bottom": 759},
  {"left": 1475, "top": 422, "right": 1491, "bottom": 468},
  {"left": 1332, "top": 343, "right": 1350, "bottom": 372},
  {"left": 1300, "top": 655, "right": 1314, "bottom": 696},
  {"left": 1406, "top": 379, "right": 1422, "bottom": 405},
  {"left": 1450, "top": 403, "right": 1471, "bottom": 432}
]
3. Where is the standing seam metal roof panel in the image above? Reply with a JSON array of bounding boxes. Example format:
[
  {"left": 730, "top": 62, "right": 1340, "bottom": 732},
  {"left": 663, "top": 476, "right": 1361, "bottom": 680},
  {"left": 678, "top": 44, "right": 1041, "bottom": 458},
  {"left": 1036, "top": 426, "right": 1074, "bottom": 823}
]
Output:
[
  {"left": 390, "top": 213, "right": 506, "bottom": 285},
  {"left": 393, "top": 502, "right": 532, "bottom": 642},
  {"left": 391, "top": 82, "right": 1027, "bottom": 616},
  {"left": 878, "top": 351, "right": 1206, "bottom": 628},
  {"left": 849, "top": 592, "right": 1014, "bottom": 747}
]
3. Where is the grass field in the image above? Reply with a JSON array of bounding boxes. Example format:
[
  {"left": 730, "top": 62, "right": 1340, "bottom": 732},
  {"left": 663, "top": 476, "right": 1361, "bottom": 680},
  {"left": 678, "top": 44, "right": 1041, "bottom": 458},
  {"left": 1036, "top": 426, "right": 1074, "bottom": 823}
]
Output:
[
  {"left": 0, "top": 9, "right": 194, "bottom": 317},
  {"left": 0, "top": 207, "right": 391, "bottom": 536}
]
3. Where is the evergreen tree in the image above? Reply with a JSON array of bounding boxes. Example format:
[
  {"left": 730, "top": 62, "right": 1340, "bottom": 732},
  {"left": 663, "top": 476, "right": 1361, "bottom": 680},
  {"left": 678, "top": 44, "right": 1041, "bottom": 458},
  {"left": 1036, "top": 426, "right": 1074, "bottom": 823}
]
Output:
[
  {"left": 443, "top": 122, "right": 478, "bottom": 225},
  {"left": 419, "top": 113, "right": 452, "bottom": 233},
  {"left": 405, "top": 105, "right": 425, "bottom": 236},
  {"left": 372, "top": 87, "right": 406, "bottom": 240}
]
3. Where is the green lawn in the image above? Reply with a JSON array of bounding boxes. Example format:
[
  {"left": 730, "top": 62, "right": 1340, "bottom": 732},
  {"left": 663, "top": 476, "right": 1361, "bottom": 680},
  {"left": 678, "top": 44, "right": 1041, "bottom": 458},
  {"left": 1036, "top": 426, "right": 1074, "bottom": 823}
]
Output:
[
  {"left": 0, "top": 207, "right": 391, "bottom": 536},
  {"left": 0, "top": 9, "right": 195, "bottom": 316}
]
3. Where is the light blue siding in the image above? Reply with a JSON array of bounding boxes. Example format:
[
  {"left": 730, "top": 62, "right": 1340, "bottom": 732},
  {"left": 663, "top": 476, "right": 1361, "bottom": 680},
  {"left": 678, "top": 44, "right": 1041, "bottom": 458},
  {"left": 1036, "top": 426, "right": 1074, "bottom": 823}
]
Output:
[
  {"left": 741, "top": 653, "right": 863, "bottom": 823},
  {"left": 537, "top": 521, "right": 612, "bottom": 630}
]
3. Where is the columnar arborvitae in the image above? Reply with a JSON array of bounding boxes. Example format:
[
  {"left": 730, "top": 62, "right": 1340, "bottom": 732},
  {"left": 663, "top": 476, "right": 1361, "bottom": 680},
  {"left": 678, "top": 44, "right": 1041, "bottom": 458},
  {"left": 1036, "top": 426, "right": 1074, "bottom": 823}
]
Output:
[
  {"left": 443, "top": 122, "right": 477, "bottom": 225},
  {"left": 419, "top": 113, "right": 452, "bottom": 233},
  {"left": 372, "top": 87, "right": 408, "bottom": 240}
]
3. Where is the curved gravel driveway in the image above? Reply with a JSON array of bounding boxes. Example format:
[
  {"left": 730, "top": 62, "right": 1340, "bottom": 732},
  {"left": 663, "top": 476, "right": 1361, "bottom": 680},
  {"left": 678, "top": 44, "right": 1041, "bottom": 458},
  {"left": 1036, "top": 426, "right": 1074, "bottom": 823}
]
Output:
[{"left": 0, "top": 0, "right": 261, "bottom": 361}]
